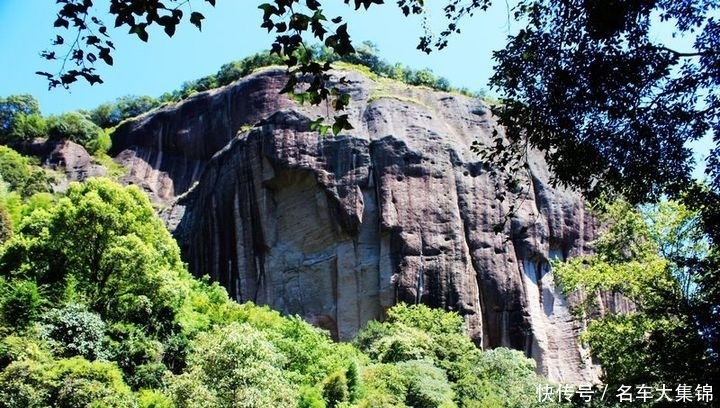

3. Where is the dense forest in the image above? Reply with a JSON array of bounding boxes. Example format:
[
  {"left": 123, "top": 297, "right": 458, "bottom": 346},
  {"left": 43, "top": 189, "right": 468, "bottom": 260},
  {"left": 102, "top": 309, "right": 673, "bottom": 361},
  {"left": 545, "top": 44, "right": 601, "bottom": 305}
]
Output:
[
  {"left": 1, "top": 46, "right": 717, "bottom": 407},
  {"left": 0, "top": 157, "right": 557, "bottom": 407}
]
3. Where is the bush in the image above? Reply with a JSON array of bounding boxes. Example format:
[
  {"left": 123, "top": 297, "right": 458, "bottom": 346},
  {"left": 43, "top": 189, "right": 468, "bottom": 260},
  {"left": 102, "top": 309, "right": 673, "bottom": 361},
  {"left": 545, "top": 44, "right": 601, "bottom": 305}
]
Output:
[
  {"left": 0, "top": 204, "right": 11, "bottom": 245},
  {"left": 89, "top": 95, "right": 161, "bottom": 128},
  {"left": 180, "top": 322, "right": 298, "bottom": 407},
  {"left": 0, "top": 146, "right": 30, "bottom": 193},
  {"left": 85, "top": 129, "right": 112, "bottom": 154},
  {"left": 41, "top": 303, "right": 107, "bottom": 360},
  {"left": 0, "top": 95, "right": 41, "bottom": 145},
  {"left": 0, "top": 356, "right": 136, "bottom": 408},
  {"left": 105, "top": 322, "right": 163, "bottom": 387},
  {"left": 396, "top": 360, "right": 456, "bottom": 408},
  {"left": 138, "top": 389, "right": 174, "bottom": 408},
  {"left": 8, "top": 113, "right": 47, "bottom": 141},
  {"left": 0, "top": 279, "right": 42, "bottom": 330},
  {"left": 46, "top": 112, "right": 104, "bottom": 148},
  {"left": 0, "top": 146, "right": 52, "bottom": 198},
  {"left": 322, "top": 370, "right": 349, "bottom": 408},
  {"left": 299, "top": 385, "right": 327, "bottom": 408}
]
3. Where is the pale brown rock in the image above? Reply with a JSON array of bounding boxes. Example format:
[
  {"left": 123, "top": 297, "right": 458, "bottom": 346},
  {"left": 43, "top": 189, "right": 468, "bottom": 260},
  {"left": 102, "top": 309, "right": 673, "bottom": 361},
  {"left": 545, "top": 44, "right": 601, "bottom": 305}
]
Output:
[{"left": 112, "top": 67, "right": 600, "bottom": 382}]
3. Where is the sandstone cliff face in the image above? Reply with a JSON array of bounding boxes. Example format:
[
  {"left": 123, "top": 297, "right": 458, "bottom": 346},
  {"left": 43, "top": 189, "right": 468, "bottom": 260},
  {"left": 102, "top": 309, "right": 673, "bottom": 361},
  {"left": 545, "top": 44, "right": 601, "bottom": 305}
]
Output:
[
  {"left": 112, "top": 67, "right": 599, "bottom": 383},
  {"left": 19, "top": 139, "right": 107, "bottom": 189}
]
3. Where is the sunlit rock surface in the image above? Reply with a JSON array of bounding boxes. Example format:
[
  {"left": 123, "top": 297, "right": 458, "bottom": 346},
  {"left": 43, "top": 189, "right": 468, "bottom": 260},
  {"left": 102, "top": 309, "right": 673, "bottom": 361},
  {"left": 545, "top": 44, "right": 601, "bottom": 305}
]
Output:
[{"left": 111, "top": 67, "right": 600, "bottom": 383}]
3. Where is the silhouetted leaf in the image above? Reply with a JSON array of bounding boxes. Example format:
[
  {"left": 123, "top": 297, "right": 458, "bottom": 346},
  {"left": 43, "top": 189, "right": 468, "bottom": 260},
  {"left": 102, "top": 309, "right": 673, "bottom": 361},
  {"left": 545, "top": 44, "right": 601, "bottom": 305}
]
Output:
[
  {"left": 190, "top": 12, "right": 204, "bottom": 31},
  {"left": 54, "top": 17, "right": 69, "bottom": 28},
  {"left": 98, "top": 47, "right": 113, "bottom": 65},
  {"left": 129, "top": 24, "right": 149, "bottom": 42}
]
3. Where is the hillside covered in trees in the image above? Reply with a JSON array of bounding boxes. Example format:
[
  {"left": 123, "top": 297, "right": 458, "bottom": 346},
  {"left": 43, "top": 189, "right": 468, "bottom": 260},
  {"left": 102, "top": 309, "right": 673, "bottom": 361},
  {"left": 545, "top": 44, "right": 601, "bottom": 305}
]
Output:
[{"left": 1, "top": 46, "right": 717, "bottom": 407}]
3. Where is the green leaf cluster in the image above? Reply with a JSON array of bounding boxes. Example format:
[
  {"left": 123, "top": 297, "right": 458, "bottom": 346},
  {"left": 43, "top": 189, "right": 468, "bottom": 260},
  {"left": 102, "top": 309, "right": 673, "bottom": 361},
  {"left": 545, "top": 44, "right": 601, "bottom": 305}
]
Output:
[
  {"left": 0, "top": 95, "right": 42, "bottom": 145},
  {"left": 46, "top": 112, "right": 105, "bottom": 150},
  {"left": 87, "top": 95, "right": 163, "bottom": 129},
  {"left": 355, "top": 303, "right": 559, "bottom": 408},
  {"left": 0, "top": 147, "right": 53, "bottom": 199},
  {"left": 553, "top": 199, "right": 715, "bottom": 398}
]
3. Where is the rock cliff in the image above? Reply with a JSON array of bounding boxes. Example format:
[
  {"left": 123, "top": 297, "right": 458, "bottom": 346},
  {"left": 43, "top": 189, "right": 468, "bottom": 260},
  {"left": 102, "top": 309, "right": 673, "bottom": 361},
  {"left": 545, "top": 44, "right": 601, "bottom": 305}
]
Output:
[{"left": 111, "top": 67, "right": 599, "bottom": 383}]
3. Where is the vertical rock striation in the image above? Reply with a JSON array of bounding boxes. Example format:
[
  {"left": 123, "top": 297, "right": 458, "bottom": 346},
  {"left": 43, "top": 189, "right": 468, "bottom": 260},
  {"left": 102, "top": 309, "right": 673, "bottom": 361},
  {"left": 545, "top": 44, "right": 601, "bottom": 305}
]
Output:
[{"left": 111, "top": 67, "right": 599, "bottom": 382}]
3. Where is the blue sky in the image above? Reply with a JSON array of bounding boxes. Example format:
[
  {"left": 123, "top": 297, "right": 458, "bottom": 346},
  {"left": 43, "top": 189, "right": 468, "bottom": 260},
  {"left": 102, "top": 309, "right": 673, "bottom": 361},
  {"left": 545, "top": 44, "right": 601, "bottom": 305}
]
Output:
[
  {"left": 0, "top": 1, "right": 712, "bottom": 177},
  {"left": 0, "top": 1, "right": 512, "bottom": 115}
]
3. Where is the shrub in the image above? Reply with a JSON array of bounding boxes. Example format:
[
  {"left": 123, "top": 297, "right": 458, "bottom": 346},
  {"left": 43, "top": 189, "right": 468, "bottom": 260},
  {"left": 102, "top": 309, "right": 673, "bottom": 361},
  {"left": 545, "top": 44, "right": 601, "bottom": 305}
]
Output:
[
  {"left": 298, "top": 385, "right": 326, "bottom": 408},
  {"left": 0, "top": 94, "right": 41, "bottom": 145},
  {"left": 322, "top": 370, "right": 349, "bottom": 408},
  {"left": 396, "top": 359, "right": 456, "bottom": 408},
  {"left": 46, "top": 112, "right": 104, "bottom": 148},
  {"left": 89, "top": 95, "right": 161, "bottom": 128},
  {"left": 0, "top": 146, "right": 30, "bottom": 192},
  {"left": 41, "top": 303, "right": 107, "bottom": 360},
  {"left": 0, "top": 203, "right": 11, "bottom": 244},
  {"left": 0, "top": 279, "right": 42, "bottom": 330},
  {"left": 8, "top": 113, "right": 47, "bottom": 141}
]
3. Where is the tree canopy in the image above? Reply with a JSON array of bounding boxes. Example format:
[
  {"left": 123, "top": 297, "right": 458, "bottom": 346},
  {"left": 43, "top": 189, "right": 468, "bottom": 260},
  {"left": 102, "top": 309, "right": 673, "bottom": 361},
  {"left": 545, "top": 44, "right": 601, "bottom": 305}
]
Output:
[
  {"left": 0, "top": 171, "right": 558, "bottom": 407},
  {"left": 553, "top": 199, "right": 716, "bottom": 394},
  {"left": 36, "top": 0, "right": 720, "bottom": 399},
  {"left": 0, "top": 95, "right": 42, "bottom": 145},
  {"left": 491, "top": 0, "right": 720, "bottom": 203}
]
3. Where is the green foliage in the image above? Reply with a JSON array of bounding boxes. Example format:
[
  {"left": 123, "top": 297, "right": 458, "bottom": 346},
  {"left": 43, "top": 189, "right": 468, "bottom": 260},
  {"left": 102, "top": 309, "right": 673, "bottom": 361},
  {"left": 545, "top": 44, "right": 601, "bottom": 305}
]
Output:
[
  {"left": 171, "top": 322, "right": 299, "bottom": 408},
  {"left": 0, "top": 359, "right": 54, "bottom": 408},
  {"left": 643, "top": 200, "right": 710, "bottom": 299},
  {"left": 357, "top": 322, "right": 434, "bottom": 363},
  {"left": 158, "top": 52, "right": 286, "bottom": 103},
  {"left": 46, "top": 112, "right": 105, "bottom": 149},
  {"left": 20, "top": 192, "right": 56, "bottom": 219},
  {"left": 322, "top": 370, "right": 349, "bottom": 408},
  {"left": 0, "top": 356, "right": 136, "bottom": 408},
  {"left": 7, "top": 114, "right": 47, "bottom": 141},
  {"left": 0, "top": 178, "right": 185, "bottom": 331},
  {"left": 554, "top": 199, "right": 714, "bottom": 391},
  {"left": 0, "top": 204, "right": 11, "bottom": 245},
  {"left": 396, "top": 360, "right": 456, "bottom": 408},
  {"left": 85, "top": 129, "right": 112, "bottom": 154},
  {"left": 386, "top": 302, "right": 465, "bottom": 335},
  {"left": 19, "top": 171, "right": 53, "bottom": 198},
  {"left": 0, "top": 147, "right": 52, "bottom": 199},
  {"left": 490, "top": 0, "right": 720, "bottom": 204},
  {"left": 89, "top": 95, "right": 162, "bottom": 128},
  {"left": 553, "top": 200, "right": 688, "bottom": 317},
  {"left": 51, "top": 357, "right": 137, "bottom": 408},
  {"left": 346, "top": 360, "right": 362, "bottom": 402},
  {"left": 299, "top": 385, "right": 327, "bottom": 408},
  {"left": 0, "top": 95, "right": 41, "bottom": 145},
  {"left": 137, "top": 389, "right": 174, "bottom": 408},
  {"left": 0, "top": 334, "right": 52, "bottom": 372},
  {"left": 270, "top": 315, "right": 362, "bottom": 384},
  {"left": 0, "top": 147, "right": 31, "bottom": 193},
  {"left": 104, "top": 322, "right": 163, "bottom": 389},
  {"left": 41, "top": 303, "right": 107, "bottom": 361},
  {"left": 0, "top": 279, "right": 42, "bottom": 330},
  {"left": 355, "top": 304, "right": 547, "bottom": 407},
  {"left": 358, "top": 363, "right": 407, "bottom": 407},
  {"left": 165, "top": 367, "right": 218, "bottom": 408},
  {"left": 0, "top": 183, "right": 22, "bottom": 231},
  {"left": 216, "top": 52, "right": 285, "bottom": 86}
]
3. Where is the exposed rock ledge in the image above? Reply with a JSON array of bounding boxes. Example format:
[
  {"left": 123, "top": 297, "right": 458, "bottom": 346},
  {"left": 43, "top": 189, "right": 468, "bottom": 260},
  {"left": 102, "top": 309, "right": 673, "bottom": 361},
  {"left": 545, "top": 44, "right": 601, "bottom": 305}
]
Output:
[{"left": 111, "top": 67, "right": 603, "bottom": 383}]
